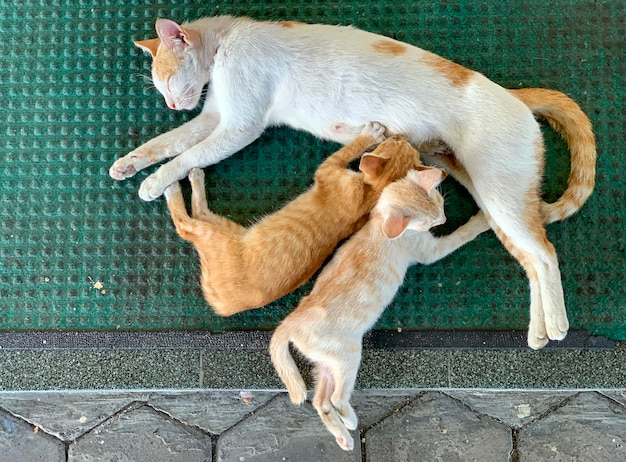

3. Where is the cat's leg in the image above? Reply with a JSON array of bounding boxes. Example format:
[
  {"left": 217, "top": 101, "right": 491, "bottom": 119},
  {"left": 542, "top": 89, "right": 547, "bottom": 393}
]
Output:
[
  {"left": 414, "top": 212, "right": 491, "bottom": 265},
  {"left": 138, "top": 120, "right": 266, "bottom": 201},
  {"left": 315, "top": 122, "right": 387, "bottom": 175},
  {"left": 459, "top": 140, "right": 568, "bottom": 348},
  {"left": 312, "top": 364, "right": 354, "bottom": 451},
  {"left": 328, "top": 350, "right": 361, "bottom": 432},
  {"left": 163, "top": 181, "right": 198, "bottom": 242},
  {"left": 109, "top": 111, "right": 220, "bottom": 180},
  {"left": 487, "top": 218, "right": 549, "bottom": 349}
]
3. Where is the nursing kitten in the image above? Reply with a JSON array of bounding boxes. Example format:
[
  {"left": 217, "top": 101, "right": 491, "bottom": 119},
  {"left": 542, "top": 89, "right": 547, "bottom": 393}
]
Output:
[
  {"left": 163, "top": 123, "right": 426, "bottom": 316},
  {"left": 110, "top": 16, "right": 596, "bottom": 348},
  {"left": 270, "top": 168, "right": 490, "bottom": 451}
]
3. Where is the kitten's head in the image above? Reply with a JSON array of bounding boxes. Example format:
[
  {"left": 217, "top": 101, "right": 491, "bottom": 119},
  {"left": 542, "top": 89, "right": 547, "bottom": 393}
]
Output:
[
  {"left": 377, "top": 167, "right": 448, "bottom": 239},
  {"left": 358, "top": 135, "right": 423, "bottom": 188},
  {"left": 135, "top": 19, "right": 208, "bottom": 110}
]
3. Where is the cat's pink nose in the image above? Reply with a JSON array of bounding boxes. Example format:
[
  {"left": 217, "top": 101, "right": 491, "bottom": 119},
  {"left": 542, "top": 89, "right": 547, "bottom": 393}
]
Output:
[{"left": 168, "top": 101, "right": 177, "bottom": 110}]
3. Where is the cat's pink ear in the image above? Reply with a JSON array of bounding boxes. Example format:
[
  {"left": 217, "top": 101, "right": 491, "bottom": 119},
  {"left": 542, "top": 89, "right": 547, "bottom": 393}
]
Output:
[
  {"left": 410, "top": 167, "right": 447, "bottom": 193},
  {"left": 382, "top": 214, "right": 411, "bottom": 239},
  {"left": 155, "top": 18, "right": 192, "bottom": 47},
  {"left": 359, "top": 154, "right": 388, "bottom": 178},
  {"left": 134, "top": 38, "right": 161, "bottom": 58}
]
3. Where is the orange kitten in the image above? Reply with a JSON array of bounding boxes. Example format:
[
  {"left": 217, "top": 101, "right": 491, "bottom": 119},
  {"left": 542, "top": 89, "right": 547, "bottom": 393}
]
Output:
[
  {"left": 163, "top": 123, "right": 426, "bottom": 316},
  {"left": 270, "top": 168, "right": 489, "bottom": 450}
]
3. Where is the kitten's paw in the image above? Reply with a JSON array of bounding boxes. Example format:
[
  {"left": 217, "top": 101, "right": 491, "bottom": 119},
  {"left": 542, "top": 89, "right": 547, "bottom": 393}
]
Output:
[
  {"left": 188, "top": 168, "right": 205, "bottom": 184},
  {"left": 335, "top": 434, "right": 354, "bottom": 452},
  {"left": 109, "top": 151, "right": 152, "bottom": 180},
  {"left": 163, "top": 181, "right": 181, "bottom": 199},
  {"left": 287, "top": 387, "right": 308, "bottom": 406},
  {"left": 138, "top": 175, "right": 168, "bottom": 201},
  {"left": 340, "top": 407, "right": 358, "bottom": 431},
  {"left": 361, "top": 121, "right": 387, "bottom": 143}
]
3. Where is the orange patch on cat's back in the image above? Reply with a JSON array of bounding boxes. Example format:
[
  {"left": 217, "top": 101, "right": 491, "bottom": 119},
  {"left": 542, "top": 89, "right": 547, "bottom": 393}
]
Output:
[
  {"left": 278, "top": 21, "right": 306, "bottom": 28},
  {"left": 421, "top": 52, "right": 474, "bottom": 87},
  {"left": 153, "top": 49, "right": 181, "bottom": 81},
  {"left": 371, "top": 40, "right": 408, "bottom": 56}
]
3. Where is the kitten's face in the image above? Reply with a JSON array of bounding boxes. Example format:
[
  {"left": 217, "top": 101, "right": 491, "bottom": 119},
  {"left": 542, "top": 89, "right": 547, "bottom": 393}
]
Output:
[
  {"left": 136, "top": 20, "right": 207, "bottom": 111},
  {"left": 379, "top": 168, "right": 447, "bottom": 238}
]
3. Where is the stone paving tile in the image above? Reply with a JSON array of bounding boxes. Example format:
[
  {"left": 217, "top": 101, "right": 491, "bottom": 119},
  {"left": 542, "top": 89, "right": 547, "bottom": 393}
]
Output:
[
  {"left": 444, "top": 389, "right": 573, "bottom": 428},
  {"left": 0, "top": 390, "right": 146, "bottom": 441},
  {"left": 216, "top": 394, "right": 360, "bottom": 461},
  {"left": 0, "top": 408, "right": 65, "bottom": 462},
  {"left": 602, "top": 390, "right": 626, "bottom": 407},
  {"left": 365, "top": 391, "right": 512, "bottom": 462},
  {"left": 518, "top": 392, "right": 626, "bottom": 462},
  {"left": 68, "top": 405, "right": 212, "bottom": 462},
  {"left": 350, "top": 389, "right": 419, "bottom": 429},
  {"left": 148, "top": 390, "right": 277, "bottom": 434}
]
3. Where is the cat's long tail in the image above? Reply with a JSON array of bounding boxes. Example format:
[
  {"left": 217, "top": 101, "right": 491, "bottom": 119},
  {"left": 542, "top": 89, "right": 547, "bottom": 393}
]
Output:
[
  {"left": 509, "top": 88, "right": 596, "bottom": 224},
  {"left": 269, "top": 325, "right": 308, "bottom": 405}
]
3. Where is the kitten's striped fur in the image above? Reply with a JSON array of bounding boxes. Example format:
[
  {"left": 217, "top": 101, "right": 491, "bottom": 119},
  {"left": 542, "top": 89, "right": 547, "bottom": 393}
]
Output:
[{"left": 164, "top": 123, "right": 425, "bottom": 316}]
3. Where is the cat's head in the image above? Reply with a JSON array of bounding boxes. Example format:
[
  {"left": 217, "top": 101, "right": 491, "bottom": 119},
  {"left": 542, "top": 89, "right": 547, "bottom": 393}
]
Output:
[
  {"left": 377, "top": 167, "right": 448, "bottom": 239},
  {"left": 358, "top": 135, "right": 423, "bottom": 188},
  {"left": 135, "top": 19, "right": 209, "bottom": 110}
]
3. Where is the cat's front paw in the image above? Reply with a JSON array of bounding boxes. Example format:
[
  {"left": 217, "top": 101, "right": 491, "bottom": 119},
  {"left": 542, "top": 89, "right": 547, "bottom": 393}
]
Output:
[
  {"left": 188, "top": 167, "right": 205, "bottom": 184},
  {"left": 361, "top": 121, "right": 387, "bottom": 143},
  {"left": 109, "top": 150, "right": 153, "bottom": 180},
  {"left": 138, "top": 174, "right": 169, "bottom": 201}
]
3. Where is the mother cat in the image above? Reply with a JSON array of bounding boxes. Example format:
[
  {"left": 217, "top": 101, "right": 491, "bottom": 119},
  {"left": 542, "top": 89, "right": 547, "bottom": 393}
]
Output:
[{"left": 110, "top": 16, "right": 596, "bottom": 349}]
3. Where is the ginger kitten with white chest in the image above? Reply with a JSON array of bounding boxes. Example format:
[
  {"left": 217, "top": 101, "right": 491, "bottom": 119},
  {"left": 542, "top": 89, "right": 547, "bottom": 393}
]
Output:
[{"left": 270, "top": 168, "right": 490, "bottom": 451}]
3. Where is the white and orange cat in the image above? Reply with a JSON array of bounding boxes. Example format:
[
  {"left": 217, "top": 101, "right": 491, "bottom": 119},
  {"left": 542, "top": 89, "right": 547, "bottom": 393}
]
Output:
[
  {"left": 270, "top": 168, "right": 490, "bottom": 451},
  {"left": 163, "top": 123, "right": 427, "bottom": 315},
  {"left": 110, "top": 16, "right": 596, "bottom": 348}
]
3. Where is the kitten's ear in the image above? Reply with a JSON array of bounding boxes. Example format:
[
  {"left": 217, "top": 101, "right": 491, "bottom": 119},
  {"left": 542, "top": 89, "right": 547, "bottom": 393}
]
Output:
[
  {"left": 134, "top": 38, "right": 161, "bottom": 58},
  {"left": 359, "top": 154, "right": 388, "bottom": 178},
  {"left": 382, "top": 214, "right": 411, "bottom": 239},
  {"left": 155, "top": 18, "right": 192, "bottom": 48},
  {"left": 409, "top": 167, "right": 447, "bottom": 193}
]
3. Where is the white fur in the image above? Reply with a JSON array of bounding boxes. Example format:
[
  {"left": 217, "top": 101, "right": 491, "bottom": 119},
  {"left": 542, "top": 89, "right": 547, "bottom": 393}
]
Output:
[{"left": 111, "top": 16, "right": 568, "bottom": 348}]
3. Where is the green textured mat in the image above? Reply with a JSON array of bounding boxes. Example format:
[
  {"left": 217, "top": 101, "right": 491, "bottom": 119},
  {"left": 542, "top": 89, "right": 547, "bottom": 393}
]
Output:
[{"left": 0, "top": 0, "right": 624, "bottom": 339}]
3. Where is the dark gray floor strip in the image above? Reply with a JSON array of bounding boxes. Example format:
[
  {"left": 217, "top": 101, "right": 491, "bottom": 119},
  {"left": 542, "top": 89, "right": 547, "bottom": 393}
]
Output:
[{"left": 0, "top": 330, "right": 615, "bottom": 350}]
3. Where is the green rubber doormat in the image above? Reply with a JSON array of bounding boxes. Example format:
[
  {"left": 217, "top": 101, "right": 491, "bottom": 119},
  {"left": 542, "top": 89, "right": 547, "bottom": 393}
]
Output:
[{"left": 1, "top": 0, "right": 624, "bottom": 339}]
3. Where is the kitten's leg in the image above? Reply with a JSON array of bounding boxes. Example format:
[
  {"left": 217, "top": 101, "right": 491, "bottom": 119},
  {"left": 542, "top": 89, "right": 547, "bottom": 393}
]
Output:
[
  {"left": 110, "top": 112, "right": 220, "bottom": 180},
  {"left": 312, "top": 364, "right": 354, "bottom": 451},
  {"left": 329, "top": 352, "right": 361, "bottom": 432},
  {"left": 414, "top": 212, "right": 491, "bottom": 265},
  {"left": 163, "top": 181, "right": 201, "bottom": 243},
  {"left": 315, "top": 122, "right": 387, "bottom": 174}
]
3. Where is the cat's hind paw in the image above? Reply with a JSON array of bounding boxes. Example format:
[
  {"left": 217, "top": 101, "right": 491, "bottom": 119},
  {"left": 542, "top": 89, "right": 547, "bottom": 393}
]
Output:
[
  {"left": 188, "top": 167, "right": 205, "bottom": 184},
  {"left": 163, "top": 181, "right": 181, "bottom": 199},
  {"left": 335, "top": 434, "right": 354, "bottom": 452},
  {"left": 361, "top": 121, "right": 387, "bottom": 143},
  {"left": 527, "top": 320, "right": 549, "bottom": 350},
  {"left": 545, "top": 311, "right": 569, "bottom": 341}
]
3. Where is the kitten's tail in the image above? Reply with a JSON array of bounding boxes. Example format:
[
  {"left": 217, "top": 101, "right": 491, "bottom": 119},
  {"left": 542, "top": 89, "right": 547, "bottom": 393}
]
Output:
[
  {"left": 269, "top": 325, "right": 308, "bottom": 405},
  {"left": 509, "top": 88, "right": 597, "bottom": 224}
]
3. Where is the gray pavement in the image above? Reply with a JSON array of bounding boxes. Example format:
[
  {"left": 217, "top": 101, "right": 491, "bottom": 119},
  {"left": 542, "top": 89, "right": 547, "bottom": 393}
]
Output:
[{"left": 1, "top": 389, "right": 624, "bottom": 461}]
